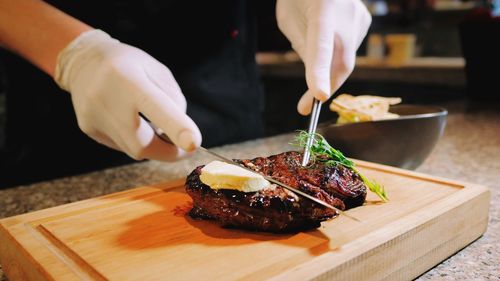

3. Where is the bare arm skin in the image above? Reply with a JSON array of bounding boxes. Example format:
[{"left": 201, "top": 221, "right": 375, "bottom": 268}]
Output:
[
  {"left": 0, "top": 0, "right": 92, "bottom": 76},
  {"left": 0, "top": 0, "right": 202, "bottom": 160}
]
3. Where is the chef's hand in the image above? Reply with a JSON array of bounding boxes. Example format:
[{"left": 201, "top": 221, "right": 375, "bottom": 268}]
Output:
[
  {"left": 55, "top": 29, "right": 201, "bottom": 161},
  {"left": 276, "top": 0, "right": 372, "bottom": 115}
]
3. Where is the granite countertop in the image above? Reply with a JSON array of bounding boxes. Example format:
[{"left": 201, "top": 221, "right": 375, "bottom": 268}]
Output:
[{"left": 1, "top": 101, "right": 499, "bottom": 280}]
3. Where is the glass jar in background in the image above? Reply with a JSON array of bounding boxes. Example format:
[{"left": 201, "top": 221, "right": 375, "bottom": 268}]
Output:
[
  {"left": 367, "top": 33, "right": 385, "bottom": 62},
  {"left": 385, "top": 34, "right": 416, "bottom": 65}
]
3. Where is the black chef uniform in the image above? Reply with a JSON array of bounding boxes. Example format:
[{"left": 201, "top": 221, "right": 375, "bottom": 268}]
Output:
[{"left": 0, "top": 0, "right": 265, "bottom": 188}]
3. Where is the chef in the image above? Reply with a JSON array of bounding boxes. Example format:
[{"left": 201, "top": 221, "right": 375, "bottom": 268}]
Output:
[{"left": 0, "top": 0, "right": 371, "bottom": 187}]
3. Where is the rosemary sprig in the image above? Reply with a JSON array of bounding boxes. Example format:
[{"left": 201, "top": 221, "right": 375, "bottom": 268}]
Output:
[{"left": 292, "top": 131, "right": 388, "bottom": 202}]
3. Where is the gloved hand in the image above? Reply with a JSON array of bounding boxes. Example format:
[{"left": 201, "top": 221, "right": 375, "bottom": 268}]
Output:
[
  {"left": 55, "top": 29, "right": 201, "bottom": 161},
  {"left": 276, "top": 0, "right": 372, "bottom": 115}
]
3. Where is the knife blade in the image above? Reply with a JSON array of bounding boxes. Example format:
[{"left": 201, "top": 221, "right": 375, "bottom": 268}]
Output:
[
  {"left": 147, "top": 120, "right": 360, "bottom": 222},
  {"left": 198, "top": 147, "right": 360, "bottom": 222}
]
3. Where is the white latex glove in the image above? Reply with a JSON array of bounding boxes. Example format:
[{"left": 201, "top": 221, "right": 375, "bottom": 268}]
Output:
[
  {"left": 55, "top": 29, "right": 201, "bottom": 161},
  {"left": 276, "top": 0, "right": 372, "bottom": 115}
]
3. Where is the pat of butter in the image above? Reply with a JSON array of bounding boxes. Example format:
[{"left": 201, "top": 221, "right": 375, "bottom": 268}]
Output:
[{"left": 200, "top": 161, "right": 270, "bottom": 192}]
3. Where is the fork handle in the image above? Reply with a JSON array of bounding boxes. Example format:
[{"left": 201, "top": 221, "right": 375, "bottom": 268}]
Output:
[{"left": 301, "top": 98, "right": 322, "bottom": 166}]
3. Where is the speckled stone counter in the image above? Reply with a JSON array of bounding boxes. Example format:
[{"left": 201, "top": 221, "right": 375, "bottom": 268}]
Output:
[{"left": 1, "top": 101, "right": 499, "bottom": 280}]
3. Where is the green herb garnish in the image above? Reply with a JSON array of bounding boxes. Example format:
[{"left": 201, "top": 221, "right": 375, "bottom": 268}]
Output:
[{"left": 292, "top": 131, "right": 388, "bottom": 202}]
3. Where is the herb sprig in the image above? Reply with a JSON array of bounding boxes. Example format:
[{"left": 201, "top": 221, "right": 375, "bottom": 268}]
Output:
[{"left": 292, "top": 131, "right": 388, "bottom": 202}]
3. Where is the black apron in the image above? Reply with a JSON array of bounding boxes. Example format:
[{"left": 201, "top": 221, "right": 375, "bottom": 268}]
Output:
[{"left": 0, "top": 0, "right": 264, "bottom": 188}]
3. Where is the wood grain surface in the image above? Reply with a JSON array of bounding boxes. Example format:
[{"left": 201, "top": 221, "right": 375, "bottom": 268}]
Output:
[{"left": 0, "top": 160, "right": 490, "bottom": 281}]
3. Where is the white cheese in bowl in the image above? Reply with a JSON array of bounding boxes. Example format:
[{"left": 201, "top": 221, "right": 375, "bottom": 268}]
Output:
[{"left": 199, "top": 161, "right": 270, "bottom": 192}]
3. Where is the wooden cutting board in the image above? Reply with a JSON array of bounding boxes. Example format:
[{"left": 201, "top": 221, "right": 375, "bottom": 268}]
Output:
[{"left": 0, "top": 160, "right": 490, "bottom": 281}]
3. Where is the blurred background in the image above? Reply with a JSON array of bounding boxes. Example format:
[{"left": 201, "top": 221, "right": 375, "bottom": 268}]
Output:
[
  {"left": 0, "top": 0, "right": 499, "bottom": 186},
  {"left": 1, "top": 0, "right": 498, "bottom": 144},
  {"left": 255, "top": 0, "right": 500, "bottom": 135}
]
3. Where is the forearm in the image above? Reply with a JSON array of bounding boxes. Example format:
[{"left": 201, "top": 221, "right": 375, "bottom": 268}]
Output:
[{"left": 0, "top": 0, "right": 92, "bottom": 77}]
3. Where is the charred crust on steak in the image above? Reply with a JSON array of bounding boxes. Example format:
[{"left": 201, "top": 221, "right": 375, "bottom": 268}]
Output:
[{"left": 185, "top": 151, "right": 367, "bottom": 233}]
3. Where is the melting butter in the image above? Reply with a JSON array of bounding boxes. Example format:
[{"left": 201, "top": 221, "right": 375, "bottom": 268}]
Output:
[{"left": 200, "top": 161, "right": 270, "bottom": 192}]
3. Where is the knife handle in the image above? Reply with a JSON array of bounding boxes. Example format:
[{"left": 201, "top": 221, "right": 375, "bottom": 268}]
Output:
[{"left": 140, "top": 113, "right": 174, "bottom": 145}]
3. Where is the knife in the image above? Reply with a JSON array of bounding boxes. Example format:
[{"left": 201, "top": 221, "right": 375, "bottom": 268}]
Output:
[
  {"left": 197, "top": 146, "right": 360, "bottom": 222},
  {"left": 146, "top": 120, "right": 360, "bottom": 222}
]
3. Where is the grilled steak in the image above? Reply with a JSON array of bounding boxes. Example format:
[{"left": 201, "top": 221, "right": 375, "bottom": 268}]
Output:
[{"left": 185, "top": 151, "right": 366, "bottom": 233}]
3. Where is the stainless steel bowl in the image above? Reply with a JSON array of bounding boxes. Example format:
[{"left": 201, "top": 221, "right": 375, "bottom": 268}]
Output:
[{"left": 317, "top": 104, "right": 447, "bottom": 170}]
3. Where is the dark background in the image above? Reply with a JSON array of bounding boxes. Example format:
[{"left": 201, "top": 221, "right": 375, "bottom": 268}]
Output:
[
  {"left": 1, "top": 0, "right": 499, "bottom": 186},
  {"left": 0, "top": 0, "right": 485, "bottom": 140}
]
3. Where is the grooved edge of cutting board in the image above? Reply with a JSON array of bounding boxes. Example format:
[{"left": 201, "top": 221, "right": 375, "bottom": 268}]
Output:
[{"left": 0, "top": 162, "right": 490, "bottom": 281}]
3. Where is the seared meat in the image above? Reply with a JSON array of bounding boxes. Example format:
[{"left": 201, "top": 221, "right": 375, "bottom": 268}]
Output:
[{"left": 185, "top": 151, "right": 366, "bottom": 233}]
